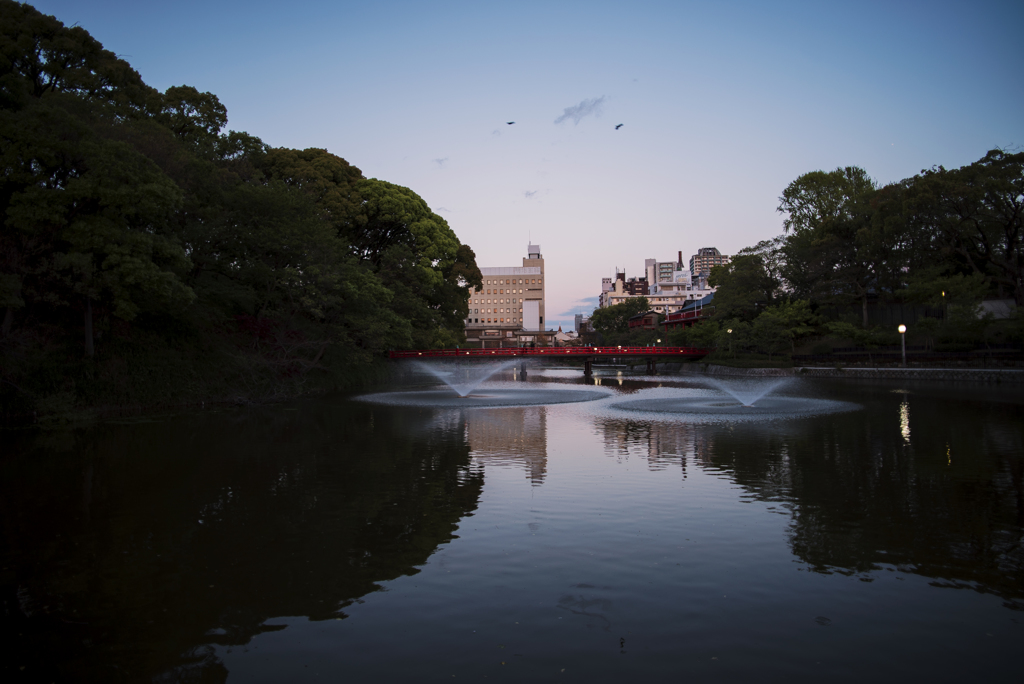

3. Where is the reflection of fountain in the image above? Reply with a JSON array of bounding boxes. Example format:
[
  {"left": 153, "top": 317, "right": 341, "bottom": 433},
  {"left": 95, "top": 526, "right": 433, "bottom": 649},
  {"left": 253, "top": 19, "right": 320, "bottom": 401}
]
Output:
[
  {"left": 358, "top": 382, "right": 610, "bottom": 408},
  {"left": 414, "top": 360, "right": 520, "bottom": 397},
  {"left": 701, "top": 377, "right": 791, "bottom": 407}
]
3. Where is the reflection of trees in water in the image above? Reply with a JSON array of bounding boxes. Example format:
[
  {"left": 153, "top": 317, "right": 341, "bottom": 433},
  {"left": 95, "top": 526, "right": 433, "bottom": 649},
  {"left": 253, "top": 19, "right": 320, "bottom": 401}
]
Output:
[
  {"left": 711, "top": 395, "right": 1023, "bottom": 605},
  {"left": 596, "top": 394, "right": 1024, "bottom": 605},
  {"left": 0, "top": 402, "right": 482, "bottom": 682}
]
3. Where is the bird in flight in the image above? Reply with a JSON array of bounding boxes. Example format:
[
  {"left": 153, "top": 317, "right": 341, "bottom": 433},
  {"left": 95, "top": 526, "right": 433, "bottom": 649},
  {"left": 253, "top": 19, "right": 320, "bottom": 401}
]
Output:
[
  {"left": 615, "top": 124, "right": 624, "bottom": 130},
  {"left": 507, "top": 121, "right": 515, "bottom": 125}
]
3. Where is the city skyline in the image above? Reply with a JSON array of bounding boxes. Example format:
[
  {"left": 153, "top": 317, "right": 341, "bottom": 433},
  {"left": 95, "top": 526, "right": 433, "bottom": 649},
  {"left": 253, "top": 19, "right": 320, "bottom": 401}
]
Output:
[{"left": 30, "top": 0, "right": 1024, "bottom": 331}]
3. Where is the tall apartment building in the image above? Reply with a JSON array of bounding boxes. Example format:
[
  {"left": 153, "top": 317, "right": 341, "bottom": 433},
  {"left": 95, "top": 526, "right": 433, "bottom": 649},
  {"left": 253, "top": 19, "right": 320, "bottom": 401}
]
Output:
[
  {"left": 464, "top": 244, "right": 546, "bottom": 347},
  {"left": 689, "top": 247, "right": 729, "bottom": 279}
]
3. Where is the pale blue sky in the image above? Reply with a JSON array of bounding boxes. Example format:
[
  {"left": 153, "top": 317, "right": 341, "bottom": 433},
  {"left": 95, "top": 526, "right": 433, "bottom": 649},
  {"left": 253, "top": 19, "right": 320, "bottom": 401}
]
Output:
[{"left": 31, "top": 0, "right": 1024, "bottom": 330}]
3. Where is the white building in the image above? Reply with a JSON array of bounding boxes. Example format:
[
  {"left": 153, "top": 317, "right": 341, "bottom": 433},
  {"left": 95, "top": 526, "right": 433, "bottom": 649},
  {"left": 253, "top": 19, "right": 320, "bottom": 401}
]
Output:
[
  {"left": 600, "top": 250, "right": 715, "bottom": 314},
  {"left": 464, "top": 244, "right": 546, "bottom": 346}
]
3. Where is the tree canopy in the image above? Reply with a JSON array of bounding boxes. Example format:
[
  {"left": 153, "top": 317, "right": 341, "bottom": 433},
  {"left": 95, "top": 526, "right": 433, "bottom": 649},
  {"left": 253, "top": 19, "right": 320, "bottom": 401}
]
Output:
[
  {"left": 657, "top": 151, "right": 1024, "bottom": 359},
  {"left": 0, "top": 1, "right": 481, "bottom": 422},
  {"left": 590, "top": 297, "right": 651, "bottom": 336}
]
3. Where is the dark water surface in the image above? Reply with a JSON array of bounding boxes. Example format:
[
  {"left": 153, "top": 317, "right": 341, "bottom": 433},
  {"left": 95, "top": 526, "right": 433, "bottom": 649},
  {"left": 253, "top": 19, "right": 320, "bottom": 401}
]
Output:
[{"left": 2, "top": 371, "right": 1022, "bottom": 682}]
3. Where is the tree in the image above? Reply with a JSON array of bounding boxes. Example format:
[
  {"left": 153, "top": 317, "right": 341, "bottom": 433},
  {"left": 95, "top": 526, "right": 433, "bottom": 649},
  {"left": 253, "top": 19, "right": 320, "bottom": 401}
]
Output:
[
  {"left": 0, "top": 2, "right": 489, "bottom": 423},
  {"left": 751, "top": 299, "right": 820, "bottom": 354},
  {"left": 157, "top": 85, "right": 228, "bottom": 156},
  {"left": 254, "top": 152, "right": 482, "bottom": 349},
  {"left": 778, "top": 166, "right": 878, "bottom": 327},
  {"left": 0, "top": 96, "right": 194, "bottom": 356},
  {"left": 0, "top": 0, "right": 155, "bottom": 114},
  {"left": 256, "top": 147, "right": 364, "bottom": 236},
  {"left": 590, "top": 297, "right": 650, "bottom": 335},
  {"left": 708, "top": 254, "right": 778, "bottom": 321},
  {"left": 668, "top": 319, "right": 720, "bottom": 349},
  {"left": 355, "top": 179, "right": 481, "bottom": 347},
  {"left": 749, "top": 314, "right": 792, "bottom": 361},
  {"left": 907, "top": 149, "right": 1024, "bottom": 305},
  {"left": 717, "top": 319, "right": 750, "bottom": 355}
]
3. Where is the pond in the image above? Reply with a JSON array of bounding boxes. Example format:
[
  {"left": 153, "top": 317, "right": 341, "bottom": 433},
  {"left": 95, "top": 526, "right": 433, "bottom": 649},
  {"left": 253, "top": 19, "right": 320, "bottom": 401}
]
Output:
[{"left": 2, "top": 368, "right": 1022, "bottom": 682}]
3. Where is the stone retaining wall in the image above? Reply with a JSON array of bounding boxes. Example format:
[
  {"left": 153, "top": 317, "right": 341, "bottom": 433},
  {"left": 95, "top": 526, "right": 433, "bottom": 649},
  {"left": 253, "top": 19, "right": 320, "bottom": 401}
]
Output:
[
  {"left": 794, "top": 366, "right": 1024, "bottom": 383},
  {"left": 673, "top": 363, "right": 1024, "bottom": 383}
]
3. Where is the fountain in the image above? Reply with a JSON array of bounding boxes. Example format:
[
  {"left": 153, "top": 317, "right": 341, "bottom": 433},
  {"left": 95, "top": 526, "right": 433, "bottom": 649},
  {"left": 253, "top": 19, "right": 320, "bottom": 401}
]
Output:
[
  {"left": 356, "top": 360, "right": 611, "bottom": 408},
  {"left": 413, "top": 359, "right": 520, "bottom": 397},
  {"left": 605, "top": 377, "right": 859, "bottom": 422},
  {"left": 700, "top": 377, "right": 792, "bottom": 407}
]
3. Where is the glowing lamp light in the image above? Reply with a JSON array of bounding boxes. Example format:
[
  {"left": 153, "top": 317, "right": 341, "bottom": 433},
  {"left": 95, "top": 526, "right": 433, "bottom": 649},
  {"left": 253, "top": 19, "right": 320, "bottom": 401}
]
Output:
[{"left": 898, "top": 324, "right": 907, "bottom": 367}]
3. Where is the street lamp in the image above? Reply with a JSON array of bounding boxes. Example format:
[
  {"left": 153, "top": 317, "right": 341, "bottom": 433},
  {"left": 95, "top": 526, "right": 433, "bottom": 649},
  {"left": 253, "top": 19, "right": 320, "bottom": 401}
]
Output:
[
  {"left": 727, "top": 328, "right": 733, "bottom": 354},
  {"left": 898, "top": 324, "right": 907, "bottom": 367},
  {"left": 656, "top": 338, "right": 661, "bottom": 347}
]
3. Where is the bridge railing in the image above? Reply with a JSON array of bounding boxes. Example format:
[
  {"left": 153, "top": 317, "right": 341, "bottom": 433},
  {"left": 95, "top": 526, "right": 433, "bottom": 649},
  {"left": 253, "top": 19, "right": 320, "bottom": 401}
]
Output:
[{"left": 388, "top": 346, "right": 708, "bottom": 359}]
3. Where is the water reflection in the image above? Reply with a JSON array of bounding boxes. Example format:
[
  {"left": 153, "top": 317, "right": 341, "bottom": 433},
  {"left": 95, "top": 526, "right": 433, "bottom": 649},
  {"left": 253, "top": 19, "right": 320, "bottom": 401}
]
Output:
[
  {"left": 599, "top": 418, "right": 696, "bottom": 475},
  {"left": 590, "top": 382, "right": 1024, "bottom": 606},
  {"left": 465, "top": 406, "right": 548, "bottom": 485},
  {"left": 1, "top": 400, "right": 482, "bottom": 682},
  {"left": 900, "top": 397, "right": 911, "bottom": 443},
  {"left": 2, "top": 378, "right": 1022, "bottom": 681}
]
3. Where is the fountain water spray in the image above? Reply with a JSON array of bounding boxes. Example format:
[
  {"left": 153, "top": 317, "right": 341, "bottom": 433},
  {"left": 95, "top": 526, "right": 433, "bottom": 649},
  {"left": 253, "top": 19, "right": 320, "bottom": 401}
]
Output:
[
  {"left": 701, "top": 377, "right": 792, "bottom": 407},
  {"left": 413, "top": 359, "right": 522, "bottom": 397}
]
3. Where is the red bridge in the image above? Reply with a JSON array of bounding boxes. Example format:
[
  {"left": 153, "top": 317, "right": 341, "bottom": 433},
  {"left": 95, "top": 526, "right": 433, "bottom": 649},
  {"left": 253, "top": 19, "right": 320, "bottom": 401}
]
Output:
[{"left": 388, "top": 346, "right": 709, "bottom": 375}]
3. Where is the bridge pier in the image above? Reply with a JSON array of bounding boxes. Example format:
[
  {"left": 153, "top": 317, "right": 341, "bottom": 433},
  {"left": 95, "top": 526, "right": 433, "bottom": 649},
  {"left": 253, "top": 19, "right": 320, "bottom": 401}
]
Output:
[
  {"left": 584, "top": 358, "right": 593, "bottom": 376},
  {"left": 646, "top": 358, "right": 657, "bottom": 375},
  {"left": 520, "top": 362, "right": 528, "bottom": 379}
]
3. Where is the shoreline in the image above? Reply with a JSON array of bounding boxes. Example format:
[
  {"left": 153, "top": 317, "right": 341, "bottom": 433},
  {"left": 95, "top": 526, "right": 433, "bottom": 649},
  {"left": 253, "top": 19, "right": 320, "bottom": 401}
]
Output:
[{"left": 681, "top": 363, "right": 1024, "bottom": 383}]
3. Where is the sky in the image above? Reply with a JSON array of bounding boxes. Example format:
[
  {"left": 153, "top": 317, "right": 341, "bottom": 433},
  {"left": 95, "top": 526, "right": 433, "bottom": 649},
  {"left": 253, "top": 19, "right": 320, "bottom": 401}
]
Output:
[{"left": 29, "top": 0, "right": 1024, "bottom": 331}]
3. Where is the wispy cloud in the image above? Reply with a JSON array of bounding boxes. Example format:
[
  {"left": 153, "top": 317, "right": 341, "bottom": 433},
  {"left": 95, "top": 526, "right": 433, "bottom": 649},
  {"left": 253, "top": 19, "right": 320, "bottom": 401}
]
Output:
[
  {"left": 554, "top": 96, "right": 605, "bottom": 125},
  {"left": 523, "top": 190, "right": 537, "bottom": 199},
  {"left": 433, "top": 157, "right": 448, "bottom": 168},
  {"left": 560, "top": 296, "right": 601, "bottom": 317}
]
